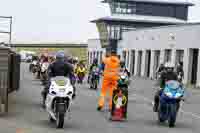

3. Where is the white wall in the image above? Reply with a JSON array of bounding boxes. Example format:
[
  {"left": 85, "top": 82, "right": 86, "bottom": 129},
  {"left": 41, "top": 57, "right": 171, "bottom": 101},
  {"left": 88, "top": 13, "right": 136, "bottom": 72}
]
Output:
[
  {"left": 87, "top": 39, "right": 102, "bottom": 51},
  {"left": 118, "top": 24, "right": 200, "bottom": 50}
]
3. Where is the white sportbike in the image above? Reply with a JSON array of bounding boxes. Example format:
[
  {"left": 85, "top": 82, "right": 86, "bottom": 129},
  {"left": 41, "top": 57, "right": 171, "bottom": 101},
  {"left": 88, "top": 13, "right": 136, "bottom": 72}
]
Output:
[{"left": 45, "top": 76, "right": 74, "bottom": 128}]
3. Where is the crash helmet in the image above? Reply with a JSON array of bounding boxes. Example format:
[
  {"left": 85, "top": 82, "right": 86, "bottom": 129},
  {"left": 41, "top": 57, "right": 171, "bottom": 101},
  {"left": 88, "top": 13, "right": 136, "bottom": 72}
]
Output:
[
  {"left": 165, "top": 62, "right": 174, "bottom": 68},
  {"left": 110, "top": 49, "right": 117, "bottom": 55},
  {"left": 73, "top": 57, "right": 78, "bottom": 64},
  {"left": 68, "top": 57, "right": 73, "bottom": 64},
  {"left": 165, "top": 62, "right": 174, "bottom": 72},
  {"left": 120, "top": 60, "right": 126, "bottom": 68},
  {"left": 74, "top": 57, "right": 78, "bottom": 61},
  {"left": 56, "top": 51, "right": 65, "bottom": 60}
]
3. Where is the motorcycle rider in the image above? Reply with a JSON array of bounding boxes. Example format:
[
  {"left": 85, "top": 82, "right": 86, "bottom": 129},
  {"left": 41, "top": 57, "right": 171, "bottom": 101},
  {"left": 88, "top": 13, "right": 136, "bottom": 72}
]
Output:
[
  {"left": 29, "top": 55, "right": 39, "bottom": 72},
  {"left": 42, "top": 51, "right": 76, "bottom": 107},
  {"left": 176, "top": 62, "right": 184, "bottom": 83},
  {"left": 76, "top": 63, "right": 87, "bottom": 84},
  {"left": 40, "top": 56, "right": 49, "bottom": 82},
  {"left": 119, "top": 60, "right": 130, "bottom": 77},
  {"left": 87, "top": 58, "right": 99, "bottom": 83},
  {"left": 153, "top": 62, "right": 178, "bottom": 112}
]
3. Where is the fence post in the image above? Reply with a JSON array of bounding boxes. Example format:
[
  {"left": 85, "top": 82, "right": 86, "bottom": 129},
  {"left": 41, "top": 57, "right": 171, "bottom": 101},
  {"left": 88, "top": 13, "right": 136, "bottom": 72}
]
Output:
[{"left": 0, "top": 71, "right": 8, "bottom": 113}]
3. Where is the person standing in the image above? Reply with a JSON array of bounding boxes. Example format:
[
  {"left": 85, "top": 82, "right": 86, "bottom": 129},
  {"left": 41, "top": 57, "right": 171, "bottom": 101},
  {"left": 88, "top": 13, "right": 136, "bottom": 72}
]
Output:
[{"left": 97, "top": 50, "right": 120, "bottom": 111}]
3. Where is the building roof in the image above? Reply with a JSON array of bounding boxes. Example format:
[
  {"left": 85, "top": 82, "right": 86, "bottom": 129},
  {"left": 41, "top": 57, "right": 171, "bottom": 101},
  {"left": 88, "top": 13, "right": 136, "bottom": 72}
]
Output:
[
  {"left": 102, "top": 0, "right": 194, "bottom": 6},
  {"left": 91, "top": 14, "right": 186, "bottom": 24},
  {"left": 125, "top": 22, "right": 200, "bottom": 32}
]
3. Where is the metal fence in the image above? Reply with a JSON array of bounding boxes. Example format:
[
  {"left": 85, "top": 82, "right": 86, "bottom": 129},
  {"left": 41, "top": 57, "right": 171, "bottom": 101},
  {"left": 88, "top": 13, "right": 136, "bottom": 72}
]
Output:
[{"left": 0, "top": 47, "right": 20, "bottom": 113}]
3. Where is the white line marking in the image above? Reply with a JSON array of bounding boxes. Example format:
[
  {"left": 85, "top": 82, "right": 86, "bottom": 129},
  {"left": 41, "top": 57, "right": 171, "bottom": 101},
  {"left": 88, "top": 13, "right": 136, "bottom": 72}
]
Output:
[{"left": 130, "top": 93, "right": 200, "bottom": 120}]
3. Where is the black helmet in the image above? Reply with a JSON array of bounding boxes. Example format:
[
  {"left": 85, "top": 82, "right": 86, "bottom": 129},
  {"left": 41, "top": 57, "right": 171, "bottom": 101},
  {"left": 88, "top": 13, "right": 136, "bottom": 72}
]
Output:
[
  {"left": 120, "top": 61, "right": 125, "bottom": 67},
  {"left": 111, "top": 50, "right": 117, "bottom": 55}
]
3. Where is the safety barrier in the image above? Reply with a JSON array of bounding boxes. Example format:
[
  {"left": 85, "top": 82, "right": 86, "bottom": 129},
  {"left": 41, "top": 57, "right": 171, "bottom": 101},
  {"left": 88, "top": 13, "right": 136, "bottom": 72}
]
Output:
[{"left": 0, "top": 46, "right": 20, "bottom": 113}]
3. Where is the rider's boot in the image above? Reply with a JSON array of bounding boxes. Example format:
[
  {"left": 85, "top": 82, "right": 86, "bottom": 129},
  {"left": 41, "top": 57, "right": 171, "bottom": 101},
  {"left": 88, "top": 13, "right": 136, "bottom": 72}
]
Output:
[
  {"left": 153, "top": 94, "right": 159, "bottom": 112},
  {"left": 72, "top": 86, "right": 76, "bottom": 99}
]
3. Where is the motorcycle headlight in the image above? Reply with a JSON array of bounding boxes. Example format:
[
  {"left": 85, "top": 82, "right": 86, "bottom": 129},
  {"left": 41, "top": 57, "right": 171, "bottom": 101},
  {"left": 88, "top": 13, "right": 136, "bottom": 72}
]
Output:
[
  {"left": 59, "top": 88, "right": 66, "bottom": 92},
  {"left": 165, "top": 92, "right": 173, "bottom": 98},
  {"left": 121, "top": 75, "right": 126, "bottom": 80},
  {"left": 175, "top": 93, "right": 182, "bottom": 99}
]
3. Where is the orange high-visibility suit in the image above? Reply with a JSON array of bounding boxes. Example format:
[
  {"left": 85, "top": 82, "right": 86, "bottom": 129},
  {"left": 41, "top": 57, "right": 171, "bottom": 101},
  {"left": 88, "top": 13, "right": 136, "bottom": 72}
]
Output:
[{"left": 98, "top": 55, "right": 120, "bottom": 110}]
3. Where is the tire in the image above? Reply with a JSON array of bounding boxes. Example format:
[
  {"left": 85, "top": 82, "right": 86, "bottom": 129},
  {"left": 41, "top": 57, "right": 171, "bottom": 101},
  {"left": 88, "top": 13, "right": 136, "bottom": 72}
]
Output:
[
  {"left": 90, "top": 78, "right": 94, "bottom": 89},
  {"left": 94, "top": 80, "right": 98, "bottom": 90},
  {"left": 49, "top": 115, "right": 55, "bottom": 123},
  {"left": 89, "top": 83, "right": 93, "bottom": 89},
  {"left": 29, "top": 65, "right": 32, "bottom": 72},
  {"left": 158, "top": 111, "right": 165, "bottom": 123},
  {"left": 32, "top": 68, "right": 36, "bottom": 74},
  {"left": 157, "top": 104, "right": 165, "bottom": 123},
  {"left": 168, "top": 104, "right": 177, "bottom": 128},
  {"left": 42, "top": 91, "right": 47, "bottom": 108},
  {"left": 56, "top": 112, "right": 65, "bottom": 128}
]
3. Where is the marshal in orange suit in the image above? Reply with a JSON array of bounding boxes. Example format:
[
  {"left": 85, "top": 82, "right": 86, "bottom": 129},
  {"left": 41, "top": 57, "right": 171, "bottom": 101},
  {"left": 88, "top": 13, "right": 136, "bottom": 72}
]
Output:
[{"left": 97, "top": 50, "right": 120, "bottom": 111}]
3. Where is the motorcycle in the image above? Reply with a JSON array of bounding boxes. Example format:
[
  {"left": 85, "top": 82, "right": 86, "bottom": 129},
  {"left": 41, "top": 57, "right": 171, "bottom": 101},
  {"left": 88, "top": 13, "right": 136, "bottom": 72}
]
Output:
[
  {"left": 35, "top": 62, "right": 42, "bottom": 79},
  {"left": 29, "top": 62, "right": 33, "bottom": 72},
  {"left": 40, "top": 62, "right": 49, "bottom": 85},
  {"left": 90, "top": 67, "right": 100, "bottom": 90},
  {"left": 157, "top": 80, "right": 184, "bottom": 127},
  {"left": 110, "top": 72, "right": 130, "bottom": 121},
  {"left": 32, "top": 60, "right": 39, "bottom": 74},
  {"left": 45, "top": 76, "right": 74, "bottom": 128}
]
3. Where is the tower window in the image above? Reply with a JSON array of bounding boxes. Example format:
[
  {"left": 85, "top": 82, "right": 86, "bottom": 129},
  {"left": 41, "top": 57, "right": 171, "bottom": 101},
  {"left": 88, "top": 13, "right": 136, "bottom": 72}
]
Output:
[{"left": 111, "top": 2, "right": 137, "bottom": 14}]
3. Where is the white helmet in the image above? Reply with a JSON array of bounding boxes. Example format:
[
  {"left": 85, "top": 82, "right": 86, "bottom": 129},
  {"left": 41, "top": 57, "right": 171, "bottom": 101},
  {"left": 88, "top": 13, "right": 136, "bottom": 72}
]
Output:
[
  {"left": 164, "top": 62, "right": 174, "bottom": 68},
  {"left": 74, "top": 57, "right": 78, "bottom": 61}
]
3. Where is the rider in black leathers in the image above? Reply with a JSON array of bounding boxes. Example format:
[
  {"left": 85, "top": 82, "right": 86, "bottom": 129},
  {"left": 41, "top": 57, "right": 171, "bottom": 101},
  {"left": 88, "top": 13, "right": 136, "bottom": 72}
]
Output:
[
  {"left": 153, "top": 62, "right": 178, "bottom": 112},
  {"left": 119, "top": 61, "right": 131, "bottom": 77},
  {"left": 42, "top": 52, "right": 76, "bottom": 107}
]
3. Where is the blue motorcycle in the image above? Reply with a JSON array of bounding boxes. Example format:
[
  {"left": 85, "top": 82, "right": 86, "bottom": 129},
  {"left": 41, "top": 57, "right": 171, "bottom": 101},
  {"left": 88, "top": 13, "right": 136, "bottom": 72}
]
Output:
[{"left": 158, "top": 80, "right": 184, "bottom": 127}]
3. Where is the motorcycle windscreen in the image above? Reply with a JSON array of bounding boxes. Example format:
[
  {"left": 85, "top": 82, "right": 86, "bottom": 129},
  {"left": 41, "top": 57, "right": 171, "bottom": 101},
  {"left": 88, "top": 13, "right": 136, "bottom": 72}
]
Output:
[
  {"left": 164, "top": 80, "right": 184, "bottom": 98},
  {"left": 165, "top": 80, "right": 180, "bottom": 89},
  {"left": 53, "top": 76, "right": 69, "bottom": 86}
]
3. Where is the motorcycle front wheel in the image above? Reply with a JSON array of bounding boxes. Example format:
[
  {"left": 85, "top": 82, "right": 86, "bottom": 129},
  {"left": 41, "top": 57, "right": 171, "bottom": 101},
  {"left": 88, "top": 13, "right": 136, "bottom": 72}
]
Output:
[
  {"left": 157, "top": 103, "right": 165, "bottom": 123},
  {"left": 56, "top": 112, "right": 64, "bottom": 128},
  {"left": 93, "top": 80, "right": 98, "bottom": 90},
  {"left": 168, "top": 103, "right": 177, "bottom": 128},
  {"left": 49, "top": 114, "right": 55, "bottom": 122}
]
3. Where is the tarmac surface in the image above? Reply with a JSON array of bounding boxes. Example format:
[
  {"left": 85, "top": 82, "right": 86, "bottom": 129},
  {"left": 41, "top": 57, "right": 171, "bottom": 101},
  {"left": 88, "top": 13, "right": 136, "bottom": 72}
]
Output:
[{"left": 0, "top": 63, "right": 200, "bottom": 133}]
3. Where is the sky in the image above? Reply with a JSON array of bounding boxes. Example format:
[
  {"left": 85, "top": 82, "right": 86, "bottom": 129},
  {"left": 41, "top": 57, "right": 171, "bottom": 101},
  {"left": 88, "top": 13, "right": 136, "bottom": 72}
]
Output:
[{"left": 0, "top": 0, "right": 199, "bottom": 44}]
